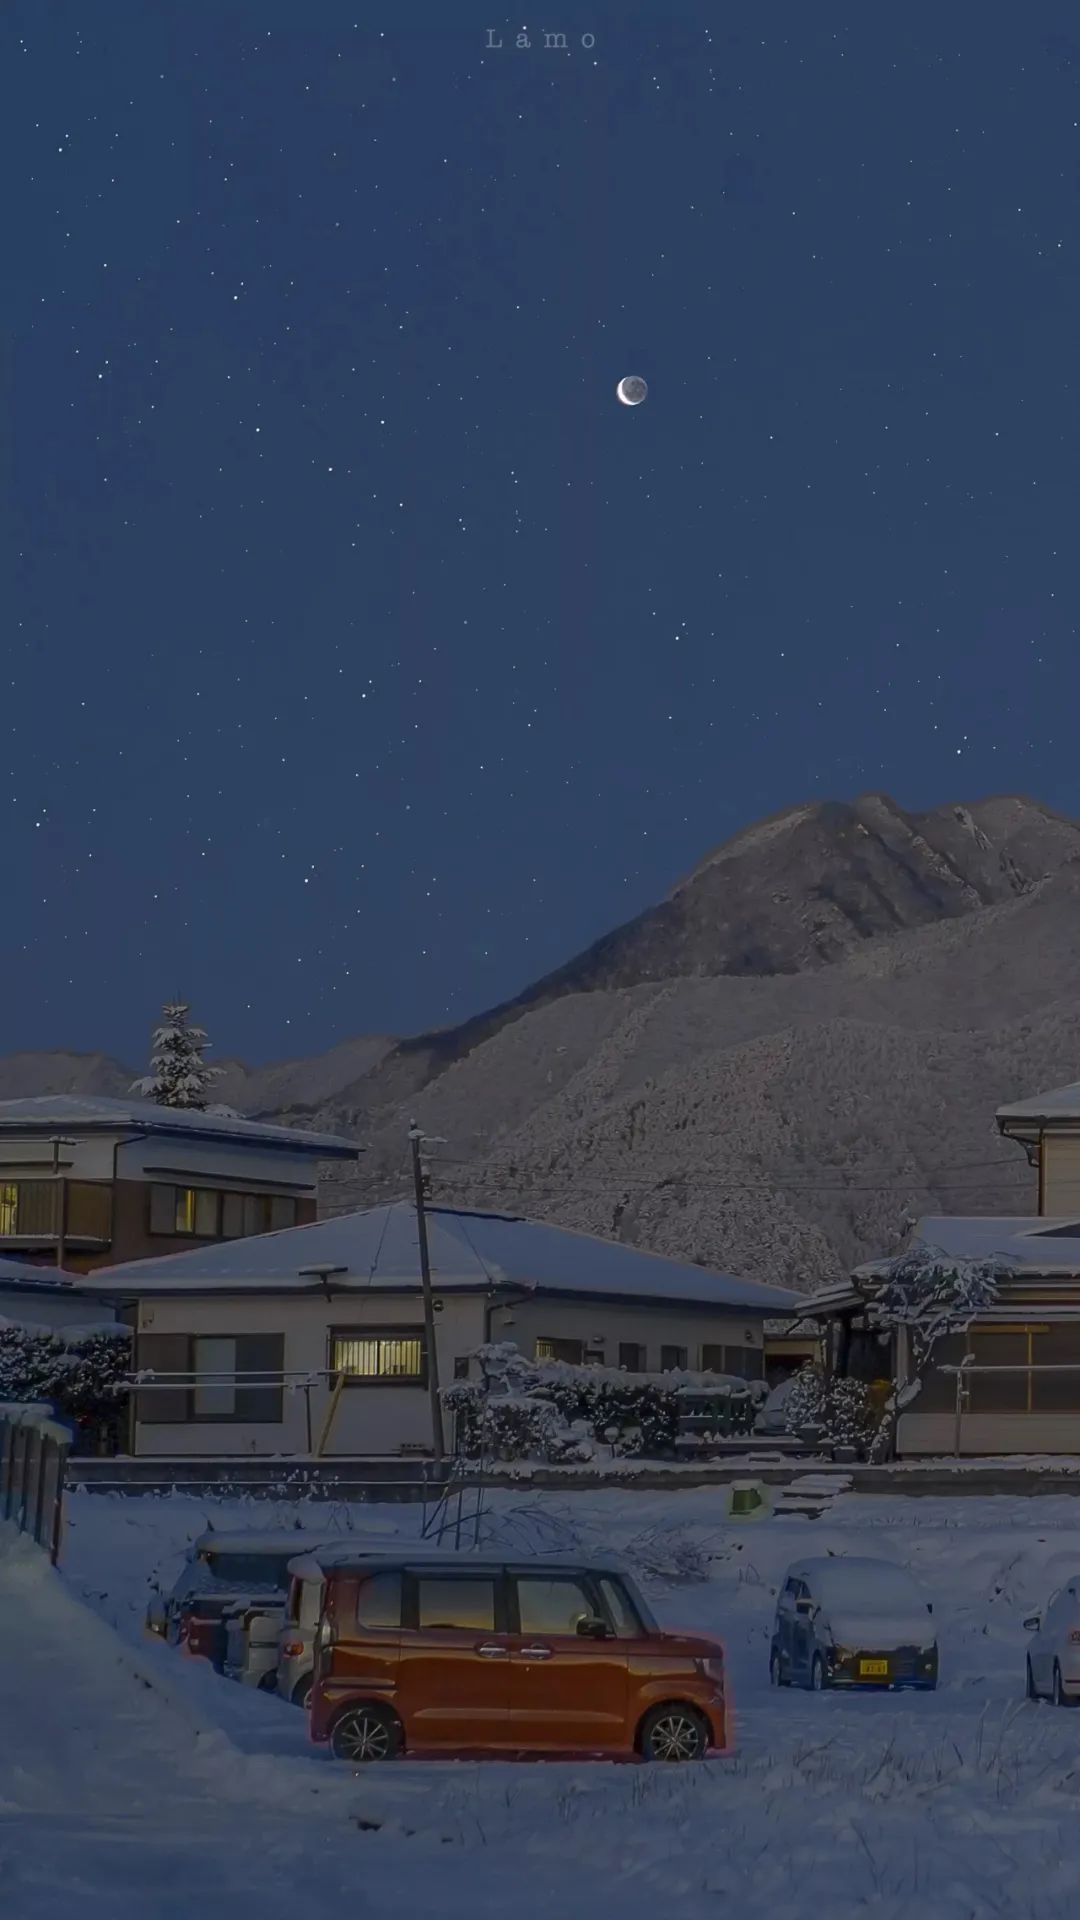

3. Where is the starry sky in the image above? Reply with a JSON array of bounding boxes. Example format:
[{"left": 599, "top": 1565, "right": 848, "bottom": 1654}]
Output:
[{"left": 9, "top": 2, "right": 1080, "bottom": 1067}]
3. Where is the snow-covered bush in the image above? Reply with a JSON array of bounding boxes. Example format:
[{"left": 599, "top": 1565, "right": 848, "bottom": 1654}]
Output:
[
  {"left": 778, "top": 1362, "right": 875, "bottom": 1455},
  {"left": 0, "top": 1321, "right": 131, "bottom": 1453},
  {"left": 444, "top": 1343, "right": 765, "bottom": 1463}
]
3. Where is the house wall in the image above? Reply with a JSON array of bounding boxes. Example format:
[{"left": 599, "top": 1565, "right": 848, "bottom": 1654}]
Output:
[
  {"left": 488, "top": 1297, "right": 764, "bottom": 1372},
  {"left": 897, "top": 1410, "right": 1080, "bottom": 1455},
  {"left": 106, "top": 1182, "right": 317, "bottom": 1269},
  {"left": 1040, "top": 1135, "right": 1080, "bottom": 1216},
  {"left": 132, "top": 1292, "right": 487, "bottom": 1456}
]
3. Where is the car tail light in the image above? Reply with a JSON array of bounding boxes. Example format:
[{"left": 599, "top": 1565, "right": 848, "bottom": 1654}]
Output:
[{"left": 282, "top": 1639, "right": 304, "bottom": 1658}]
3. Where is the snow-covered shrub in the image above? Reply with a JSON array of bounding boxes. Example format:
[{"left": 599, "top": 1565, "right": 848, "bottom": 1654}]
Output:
[
  {"left": 0, "top": 1321, "right": 130, "bottom": 1453},
  {"left": 444, "top": 1343, "right": 764, "bottom": 1462},
  {"left": 778, "top": 1363, "right": 875, "bottom": 1455}
]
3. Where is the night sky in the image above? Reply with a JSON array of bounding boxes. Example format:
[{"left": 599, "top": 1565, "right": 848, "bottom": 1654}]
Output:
[{"left": 9, "top": 3, "right": 1080, "bottom": 1065}]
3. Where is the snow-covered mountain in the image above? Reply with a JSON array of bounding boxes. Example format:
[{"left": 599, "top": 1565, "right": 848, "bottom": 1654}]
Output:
[{"left": 6, "top": 792, "right": 1080, "bottom": 1291}]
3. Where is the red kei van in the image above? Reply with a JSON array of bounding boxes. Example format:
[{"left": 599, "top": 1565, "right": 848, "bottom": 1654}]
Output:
[{"left": 306, "top": 1549, "right": 727, "bottom": 1763}]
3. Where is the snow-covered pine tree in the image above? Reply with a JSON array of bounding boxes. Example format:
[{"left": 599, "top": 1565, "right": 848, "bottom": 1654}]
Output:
[{"left": 131, "top": 1000, "right": 224, "bottom": 1110}]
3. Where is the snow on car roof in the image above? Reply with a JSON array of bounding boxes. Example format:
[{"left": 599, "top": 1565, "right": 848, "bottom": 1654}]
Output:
[
  {"left": 287, "top": 1545, "right": 634, "bottom": 1578},
  {"left": 192, "top": 1530, "right": 340, "bottom": 1556},
  {"left": 791, "top": 1556, "right": 925, "bottom": 1595}
]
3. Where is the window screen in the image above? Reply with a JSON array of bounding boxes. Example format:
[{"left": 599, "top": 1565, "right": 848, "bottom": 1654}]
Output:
[
  {"left": 331, "top": 1332, "right": 425, "bottom": 1381},
  {"left": 534, "top": 1338, "right": 584, "bottom": 1364},
  {"left": 192, "top": 1336, "right": 237, "bottom": 1417},
  {"left": 416, "top": 1577, "right": 496, "bottom": 1631}
]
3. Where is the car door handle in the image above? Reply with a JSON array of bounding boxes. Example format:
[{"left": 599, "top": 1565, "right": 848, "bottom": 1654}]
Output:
[
  {"left": 475, "top": 1643, "right": 509, "bottom": 1659},
  {"left": 518, "top": 1644, "right": 553, "bottom": 1660}
]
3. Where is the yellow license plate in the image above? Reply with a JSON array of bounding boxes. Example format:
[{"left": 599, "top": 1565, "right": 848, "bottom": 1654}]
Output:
[{"left": 859, "top": 1659, "right": 889, "bottom": 1677}]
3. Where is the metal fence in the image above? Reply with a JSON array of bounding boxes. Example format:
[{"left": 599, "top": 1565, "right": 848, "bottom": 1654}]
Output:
[
  {"left": 0, "top": 1403, "right": 70, "bottom": 1561},
  {"left": 942, "top": 1360, "right": 1080, "bottom": 1457}
]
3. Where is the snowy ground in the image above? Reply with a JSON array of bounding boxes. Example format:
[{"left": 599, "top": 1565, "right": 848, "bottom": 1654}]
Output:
[{"left": 7, "top": 1487, "right": 1080, "bottom": 1917}]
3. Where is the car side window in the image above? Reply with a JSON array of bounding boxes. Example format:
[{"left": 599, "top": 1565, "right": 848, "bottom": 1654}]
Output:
[
  {"left": 415, "top": 1576, "right": 497, "bottom": 1632},
  {"left": 516, "top": 1577, "right": 595, "bottom": 1637},
  {"left": 355, "top": 1571, "right": 402, "bottom": 1630},
  {"left": 597, "top": 1576, "right": 644, "bottom": 1638}
]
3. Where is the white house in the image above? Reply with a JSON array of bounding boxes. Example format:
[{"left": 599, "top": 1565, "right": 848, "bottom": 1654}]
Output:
[{"left": 91, "top": 1202, "right": 801, "bottom": 1457}]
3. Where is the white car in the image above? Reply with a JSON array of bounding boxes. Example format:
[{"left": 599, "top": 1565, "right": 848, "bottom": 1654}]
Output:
[
  {"left": 1023, "top": 1581, "right": 1080, "bottom": 1705},
  {"left": 770, "top": 1555, "right": 938, "bottom": 1691}
]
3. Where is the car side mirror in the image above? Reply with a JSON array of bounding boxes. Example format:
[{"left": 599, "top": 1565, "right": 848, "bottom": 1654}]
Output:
[
  {"left": 1023, "top": 1614, "right": 1041, "bottom": 1632},
  {"left": 576, "top": 1615, "right": 610, "bottom": 1640}
]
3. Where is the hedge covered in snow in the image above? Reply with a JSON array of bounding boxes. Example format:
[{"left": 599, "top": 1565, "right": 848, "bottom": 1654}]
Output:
[
  {"left": 442, "top": 1343, "right": 769, "bottom": 1463},
  {"left": 0, "top": 1320, "right": 131, "bottom": 1454}
]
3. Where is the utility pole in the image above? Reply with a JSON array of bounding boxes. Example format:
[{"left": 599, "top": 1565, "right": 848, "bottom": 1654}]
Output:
[{"left": 409, "top": 1122, "right": 445, "bottom": 1463}]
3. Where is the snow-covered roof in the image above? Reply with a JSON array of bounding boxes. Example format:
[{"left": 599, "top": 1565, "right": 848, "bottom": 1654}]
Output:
[
  {"left": 998, "top": 1082, "right": 1080, "bottom": 1126},
  {"left": 0, "top": 1094, "right": 358, "bottom": 1159},
  {"left": 857, "top": 1215, "right": 1080, "bottom": 1278},
  {"left": 0, "top": 1253, "right": 114, "bottom": 1299},
  {"left": 94, "top": 1200, "right": 800, "bottom": 1313}
]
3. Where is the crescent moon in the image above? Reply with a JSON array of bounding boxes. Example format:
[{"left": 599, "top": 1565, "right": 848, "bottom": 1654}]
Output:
[{"left": 616, "top": 375, "right": 648, "bottom": 407}]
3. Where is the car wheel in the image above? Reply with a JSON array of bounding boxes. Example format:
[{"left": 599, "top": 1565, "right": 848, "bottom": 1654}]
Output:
[
  {"left": 769, "top": 1648, "right": 788, "bottom": 1688},
  {"left": 330, "top": 1703, "right": 401, "bottom": 1763},
  {"left": 1026, "top": 1657, "right": 1038, "bottom": 1702},
  {"left": 810, "top": 1654, "right": 827, "bottom": 1692},
  {"left": 257, "top": 1671, "right": 278, "bottom": 1694},
  {"left": 639, "top": 1703, "right": 710, "bottom": 1762},
  {"left": 291, "top": 1674, "right": 314, "bottom": 1711},
  {"left": 1053, "top": 1663, "right": 1076, "bottom": 1709}
]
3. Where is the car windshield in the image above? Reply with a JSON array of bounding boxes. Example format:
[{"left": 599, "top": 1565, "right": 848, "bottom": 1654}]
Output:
[
  {"left": 173, "top": 1552, "right": 295, "bottom": 1598},
  {"left": 815, "top": 1563, "right": 924, "bottom": 1613}
]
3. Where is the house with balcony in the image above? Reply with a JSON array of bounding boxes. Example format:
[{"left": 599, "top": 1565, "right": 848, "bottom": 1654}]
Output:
[
  {"left": 88, "top": 1201, "right": 800, "bottom": 1458},
  {"left": 0, "top": 1095, "right": 360, "bottom": 1272},
  {"left": 811, "top": 1073, "right": 1080, "bottom": 1457}
]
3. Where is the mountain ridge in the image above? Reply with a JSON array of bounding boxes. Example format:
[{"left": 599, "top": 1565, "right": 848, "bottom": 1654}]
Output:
[{"left": 4, "top": 789, "right": 1080, "bottom": 1291}]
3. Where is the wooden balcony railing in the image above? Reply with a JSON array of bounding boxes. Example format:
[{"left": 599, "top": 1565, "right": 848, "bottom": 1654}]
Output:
[{"left": 0, "top": 1180, "right": 112, "bottom": 1243}]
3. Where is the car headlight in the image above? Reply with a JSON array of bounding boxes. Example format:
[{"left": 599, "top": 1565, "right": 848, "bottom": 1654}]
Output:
[
  {"left": 696, "top": 1657, "right": 725, "bottom": 1684},
  {"left": 831, "top": 1647, "right": 854, "bottom": 1663}
]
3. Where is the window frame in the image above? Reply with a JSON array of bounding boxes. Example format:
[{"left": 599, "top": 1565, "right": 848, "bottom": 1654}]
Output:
[
  {"left": 329, "top": 1326, "right": 428, "bottom": 1388},
  {"left": 174, "top": 1332, "right": 286, "bottom": 1425},
  {"left": 149, "top": 1183, "right": 298, "bottom": 1241},
  {"left": 617, "top": 1342, "right": 646, "bottom": 1373},
  {"left": 660, "top": 1344, "right": 688, "bottom": 1372}
]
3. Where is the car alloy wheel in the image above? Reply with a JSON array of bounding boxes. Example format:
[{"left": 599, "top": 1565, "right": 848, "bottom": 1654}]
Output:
[
  {"left": 770, "top": 1648, "right": 788, "bottom": 1688},
  {"left": 330, "top": 1705, "right": 399, "bottom": 1763},
  {"left": 641, "top": 1706, "right": 707, "bottom": 1762}
]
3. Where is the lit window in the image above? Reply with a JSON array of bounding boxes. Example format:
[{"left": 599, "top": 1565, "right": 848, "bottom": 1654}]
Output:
[
  {"left": 330, "top": 1331, "right": 425, "bottom": 1382},
  {"left": 535, "top": 1338, "right": 584, "bottom": 1364},
  {"left": 0, "top": 1185, "right": 17, "bottom": 1235},
  {"left": 174, "top": 1188, "right": 196, "bottom": 1234}
]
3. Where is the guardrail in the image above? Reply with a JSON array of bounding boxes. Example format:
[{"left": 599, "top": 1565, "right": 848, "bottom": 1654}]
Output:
[{"left": 0, "top": 1403, "right": 70, "bottom": 1562}]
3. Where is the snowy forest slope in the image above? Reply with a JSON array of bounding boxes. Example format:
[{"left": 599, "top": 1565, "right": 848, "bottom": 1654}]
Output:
[{"left": 5, "top": 792, "right": 1080, "bottom": 1290}]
